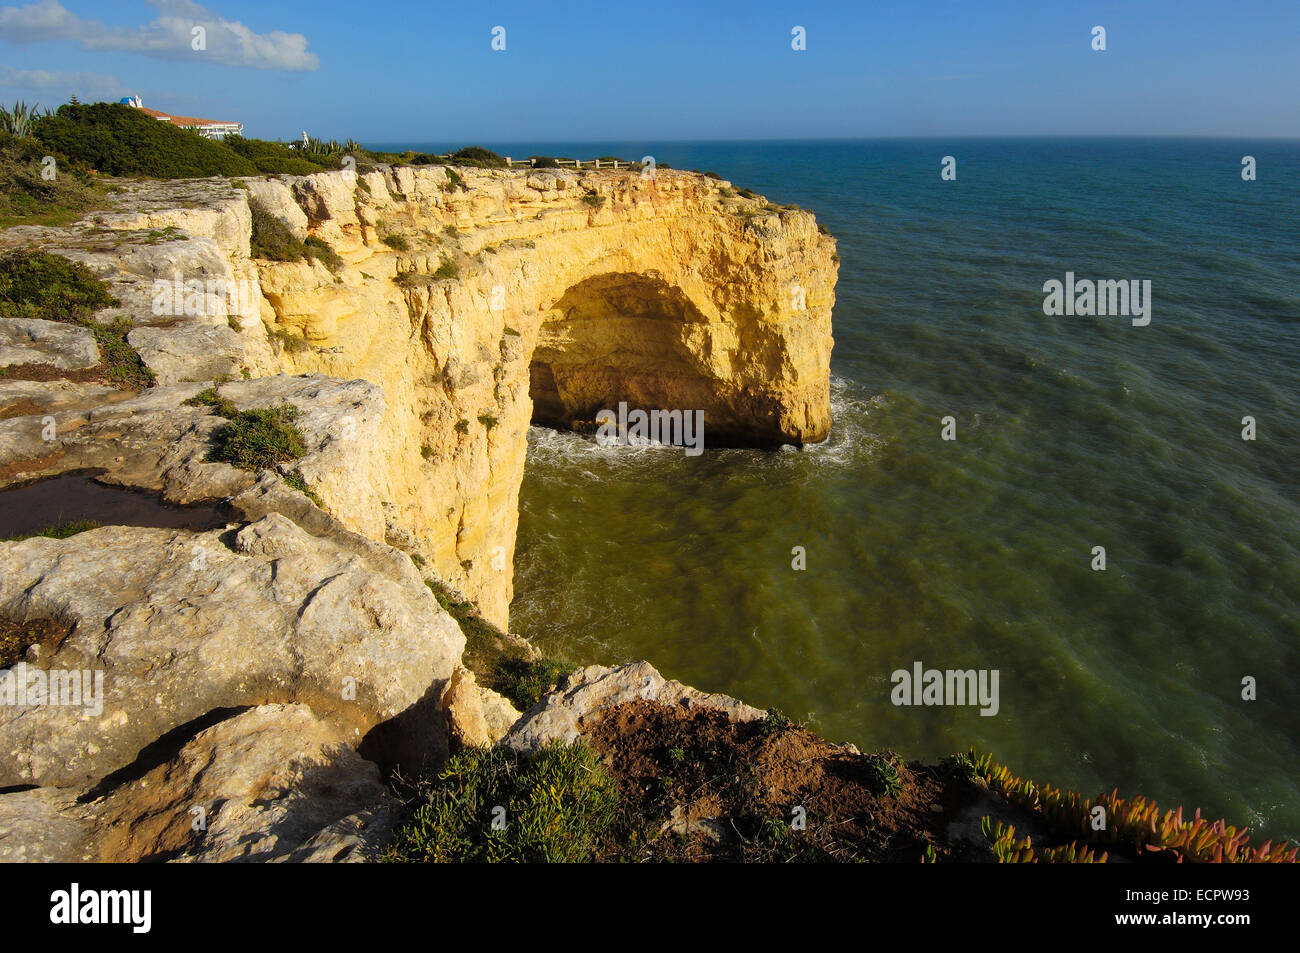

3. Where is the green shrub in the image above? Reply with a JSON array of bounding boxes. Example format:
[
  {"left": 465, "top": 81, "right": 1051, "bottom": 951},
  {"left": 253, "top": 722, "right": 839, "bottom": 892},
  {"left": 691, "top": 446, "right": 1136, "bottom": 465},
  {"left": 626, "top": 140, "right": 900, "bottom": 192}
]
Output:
[
  {"left": 581, "top": 190, "right": 605, "bottom": 208},
  {"left": 0, "top": 131, "right": 106, "bottom": 226},
  {"left": 454, "top": 419, "right": 469, "bottom": 434},
  {"left": 282, "top": 468, "right": 323, "bottom": 506},
  {"left": 447, "top": 146, "right": 507, "bottom": 169},
  {"left": 257, "top": 155, "right": 329, "bottom": 175},
  {"left": 33, "top": 102, "right": 256, "bottom": 178},
  {"left": 868, "top": 756, "right": 905, "bottom": 798},
  {"left": 249, "top": 198, "right": 305, "bottom": 262},
  {"left": 492, "top": 656, "right": 575, "bottom": 711},
  {"left": 248, "top": 199, "right": 341, "bottom": 271},
  {"left": 477, "top": 411, "right": 498, "bottom": 430},
  {"left": 384, "top": 741, "right": 619, "bottom": 863},
  {"left": 208, "top": 404, "right": 307, "bottom": 471},
  {"left": 183, "top": 386, "right": 238, "bottom": 418},
  {"left": 267, "top": 325, "right": 308, "bottom": 354},
  {"left": 433, "top": 260, "right": 458, "bottom": 280},
  {"left": 86, "top": 317, "right": 154, "bottom": 388},
  {"left": 381, "top": 234, "right": 409, "bottom": 251},
  {"left": 758, "top": 708, "right": 794, "bottom": 735},
  {"left": 443, "top": 167, "right": 462, "bottom": 188},
  {"left": 421, "top": 576, "right": 575, "bottom": 710},
  {"left": 224, "top": 134, "right": 330, "bottom": 174},
  {"left": 529, "top": 156, "right": 560, "bottom": 169},
  {"left": 0, "top": 250, "right": 154, "bottom": 388},
  {"left": 303, "top": 235, "right": 343, "bottom": 271},
  {"left": 0, "top": 249, "right": 117, "bottom": 321}
]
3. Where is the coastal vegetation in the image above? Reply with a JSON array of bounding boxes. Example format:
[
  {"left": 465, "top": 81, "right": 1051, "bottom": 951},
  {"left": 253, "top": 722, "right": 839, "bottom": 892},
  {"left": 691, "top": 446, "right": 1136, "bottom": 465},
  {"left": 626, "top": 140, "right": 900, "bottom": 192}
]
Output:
[
  {"left": 382, "top": 698, "right": 1299, "bottom": 863},
  {"left": 2, "top": 519, "right": 99, "bottom": 543},
  {"left": 2, "top": 100, "right": 644, "bottom": 221},
  {"left": 384, "top": 741, "right": 620, "bottom": 862},
  {"left": 204, "top": 403, "right": 308, "bottom": 471},
  {"left": 185, "top": 388, "right": 322, "bottom": 504},
  {"left": 970, "top": 749, "right": 1299, "bottom": 863},
  {"left": 33, "top": 101, "right": 260, "bottom": 177},
  {"left": 423, "top": 576, "right": 575, "bottom": 712},
  {"left": 0, "top": 250, "right": 153, "bottom": 388},
  {"left": 0, "top": 129, "right": 107, "bottom": 226},
  {"left": 0, "top": 249, "right": 116, "bottom": 321},
  {"left": 249, "top": 198, "right": 340, "bottom": 270}
]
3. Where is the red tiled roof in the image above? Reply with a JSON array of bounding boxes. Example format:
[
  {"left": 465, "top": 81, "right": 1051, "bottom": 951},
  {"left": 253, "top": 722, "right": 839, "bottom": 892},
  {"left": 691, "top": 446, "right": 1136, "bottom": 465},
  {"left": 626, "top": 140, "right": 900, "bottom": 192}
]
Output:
[{"left": 136, "top": 105, "right": 241, "bottom": 128}]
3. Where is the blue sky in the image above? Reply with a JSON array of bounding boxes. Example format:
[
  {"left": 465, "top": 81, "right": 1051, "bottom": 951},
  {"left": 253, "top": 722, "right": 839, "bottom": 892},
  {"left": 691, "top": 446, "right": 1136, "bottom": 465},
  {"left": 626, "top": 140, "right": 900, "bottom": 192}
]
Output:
[{"left": 1, "top": 0, "right": 1297, "bottom": 143}]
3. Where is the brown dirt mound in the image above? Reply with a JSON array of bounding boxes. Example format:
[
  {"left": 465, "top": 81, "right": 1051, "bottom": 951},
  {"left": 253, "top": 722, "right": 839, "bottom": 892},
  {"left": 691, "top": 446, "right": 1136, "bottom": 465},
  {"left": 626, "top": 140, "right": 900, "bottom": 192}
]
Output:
[{"left": 588, "top": 699, "right": 996, "bottom": 862}]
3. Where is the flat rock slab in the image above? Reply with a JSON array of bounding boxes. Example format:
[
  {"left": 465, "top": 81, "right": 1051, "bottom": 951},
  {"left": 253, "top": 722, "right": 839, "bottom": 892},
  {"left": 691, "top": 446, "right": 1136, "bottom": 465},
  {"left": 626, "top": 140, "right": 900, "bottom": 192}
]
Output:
[
  {"left": 0, "top": 704, "right": 397, "bottom": 862},
  {"left": 129, "top": 323, "right": 247, "bottom": 386},
  {"left": 0, "top": 318, "right": 99, "bottom": 370},
  {"left": 0, "top": 513, "right": 464, "bottom": 789}
]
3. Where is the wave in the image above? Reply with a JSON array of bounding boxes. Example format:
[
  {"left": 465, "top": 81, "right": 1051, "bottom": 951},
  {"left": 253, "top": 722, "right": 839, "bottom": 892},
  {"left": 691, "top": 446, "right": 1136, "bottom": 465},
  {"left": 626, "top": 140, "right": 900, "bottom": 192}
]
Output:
[{"left": 523, "top": 373, "right": 884, "bottom": 475}]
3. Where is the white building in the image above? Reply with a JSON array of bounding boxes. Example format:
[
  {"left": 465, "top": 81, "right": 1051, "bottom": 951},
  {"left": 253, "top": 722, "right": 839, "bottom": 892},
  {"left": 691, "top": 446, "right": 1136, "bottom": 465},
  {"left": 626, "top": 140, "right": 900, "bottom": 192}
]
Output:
[{"left": 119, "top": 96, "right": 243, "bottom": 140}]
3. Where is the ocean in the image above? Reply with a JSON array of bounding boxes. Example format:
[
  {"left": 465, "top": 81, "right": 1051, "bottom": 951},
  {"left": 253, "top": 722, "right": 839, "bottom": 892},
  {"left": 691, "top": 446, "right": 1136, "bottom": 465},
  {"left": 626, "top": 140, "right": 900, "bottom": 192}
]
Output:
[{"left": 387, "top": 138, "right": 1300, "bottom": 841}]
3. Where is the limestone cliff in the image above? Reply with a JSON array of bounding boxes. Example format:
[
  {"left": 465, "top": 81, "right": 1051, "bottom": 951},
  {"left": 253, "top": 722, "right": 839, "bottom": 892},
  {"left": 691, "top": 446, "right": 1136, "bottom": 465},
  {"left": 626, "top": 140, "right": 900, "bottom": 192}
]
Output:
[
  {"left": 0, "top": 160, "right": 836, "bottom": 862},
  {"left": 2, "top": 164, "right": 837, "bottom": 629}
]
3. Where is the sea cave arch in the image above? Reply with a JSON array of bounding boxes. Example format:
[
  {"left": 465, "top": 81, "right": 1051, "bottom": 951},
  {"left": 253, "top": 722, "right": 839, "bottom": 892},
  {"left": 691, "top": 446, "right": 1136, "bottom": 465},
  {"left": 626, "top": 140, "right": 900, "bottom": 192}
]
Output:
[{"left": 528, "top": 272, "right": 734, "bottom": 440}]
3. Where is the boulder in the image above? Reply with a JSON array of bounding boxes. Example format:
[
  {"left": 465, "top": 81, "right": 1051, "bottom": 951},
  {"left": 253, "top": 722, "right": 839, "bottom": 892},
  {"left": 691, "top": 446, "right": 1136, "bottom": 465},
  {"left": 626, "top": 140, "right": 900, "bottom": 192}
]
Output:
[
  {"left": 503, "top": 661, "right": 765, "bottom": 753},
  {"left": 0, "top": 704, "right": 398, "bottom": 862},
  {"left": 0, "top": 319, "right": 99, "bottom": 370},
  {"left": 0, "top": 515, "right": 465, "bottom": 789},
  {"left": 442, "top": 666, "right": 521, "bottom": 748}
]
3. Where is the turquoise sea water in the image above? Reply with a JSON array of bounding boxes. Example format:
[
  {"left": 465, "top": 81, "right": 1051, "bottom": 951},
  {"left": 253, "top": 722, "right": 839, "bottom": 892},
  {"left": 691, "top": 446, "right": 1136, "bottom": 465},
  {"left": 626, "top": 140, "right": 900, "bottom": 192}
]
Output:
[{"left": 394, "top": 138, "right": 1300, "bottom": 841}]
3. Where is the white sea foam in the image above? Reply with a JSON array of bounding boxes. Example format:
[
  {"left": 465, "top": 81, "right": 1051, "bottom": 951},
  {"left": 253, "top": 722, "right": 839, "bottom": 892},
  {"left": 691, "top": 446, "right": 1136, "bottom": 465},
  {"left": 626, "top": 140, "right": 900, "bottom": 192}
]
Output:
[{"left": 524, "top": 373, "right": 884, "bottom": 472}]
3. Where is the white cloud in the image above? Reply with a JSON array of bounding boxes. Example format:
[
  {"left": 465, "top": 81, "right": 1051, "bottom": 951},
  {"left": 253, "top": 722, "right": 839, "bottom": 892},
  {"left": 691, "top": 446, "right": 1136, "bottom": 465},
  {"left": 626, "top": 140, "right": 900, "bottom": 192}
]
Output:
[
  {"left": 0, "top": 0, "right": 320, "bottom": 71},
  {"left": 0, "top": 65, "right": 122, "bottom": 91}
]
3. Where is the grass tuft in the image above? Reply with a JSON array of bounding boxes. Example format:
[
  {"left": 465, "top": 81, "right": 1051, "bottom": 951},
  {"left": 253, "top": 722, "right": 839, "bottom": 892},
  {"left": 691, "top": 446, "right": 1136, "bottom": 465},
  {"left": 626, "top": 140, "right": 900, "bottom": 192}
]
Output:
[
  {"left": 383, "top": 741, "right": 619, "bottom": 863},
  {"left": 208, "top": 404, "right": 307, "bottom": 471}
]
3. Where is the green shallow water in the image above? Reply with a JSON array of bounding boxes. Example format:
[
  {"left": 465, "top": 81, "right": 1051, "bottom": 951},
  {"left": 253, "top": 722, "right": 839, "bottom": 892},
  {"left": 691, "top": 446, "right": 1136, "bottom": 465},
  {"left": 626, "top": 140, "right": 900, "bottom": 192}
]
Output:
[{"left": 503, "top": 139, "right": 1300, "bottom": 841}]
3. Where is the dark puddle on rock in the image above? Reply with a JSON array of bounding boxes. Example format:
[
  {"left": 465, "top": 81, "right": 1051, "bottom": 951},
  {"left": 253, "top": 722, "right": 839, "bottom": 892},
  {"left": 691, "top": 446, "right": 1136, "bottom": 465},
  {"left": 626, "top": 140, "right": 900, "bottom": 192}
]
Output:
[{"left": 0, "top": 472, "right": 231, "bottom": 540}]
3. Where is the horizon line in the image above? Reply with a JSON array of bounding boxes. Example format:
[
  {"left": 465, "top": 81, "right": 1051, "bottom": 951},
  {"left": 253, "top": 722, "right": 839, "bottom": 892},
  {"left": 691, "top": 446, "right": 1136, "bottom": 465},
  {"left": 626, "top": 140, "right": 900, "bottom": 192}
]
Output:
[{"left": 361, "top": 134, "right": 1300, "bottom": 147}]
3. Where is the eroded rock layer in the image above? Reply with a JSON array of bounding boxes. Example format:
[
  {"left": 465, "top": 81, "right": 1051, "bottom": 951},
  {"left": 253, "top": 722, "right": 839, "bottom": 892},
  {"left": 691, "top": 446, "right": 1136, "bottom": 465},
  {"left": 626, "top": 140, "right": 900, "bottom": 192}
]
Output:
[
  {"left": 1, "top": 164, "right": 834, "bottom": 628},
  {"left": 0, "top": 163, "right": 835, "bottom": 861}
]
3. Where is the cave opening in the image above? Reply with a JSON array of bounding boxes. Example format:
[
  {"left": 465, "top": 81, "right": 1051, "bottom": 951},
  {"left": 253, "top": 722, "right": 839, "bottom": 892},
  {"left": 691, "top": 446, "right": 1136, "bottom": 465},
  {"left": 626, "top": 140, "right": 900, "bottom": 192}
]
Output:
[{"left": 527, "top": 272, "right": 719, "bottom": 435}]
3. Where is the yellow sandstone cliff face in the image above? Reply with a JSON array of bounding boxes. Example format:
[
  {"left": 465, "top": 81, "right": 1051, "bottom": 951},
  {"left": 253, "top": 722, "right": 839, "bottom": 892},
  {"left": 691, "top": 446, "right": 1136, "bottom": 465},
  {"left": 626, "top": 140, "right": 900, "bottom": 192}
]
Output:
[{"left": 249, "top": 165, "right": 836, "bottom": 628}]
